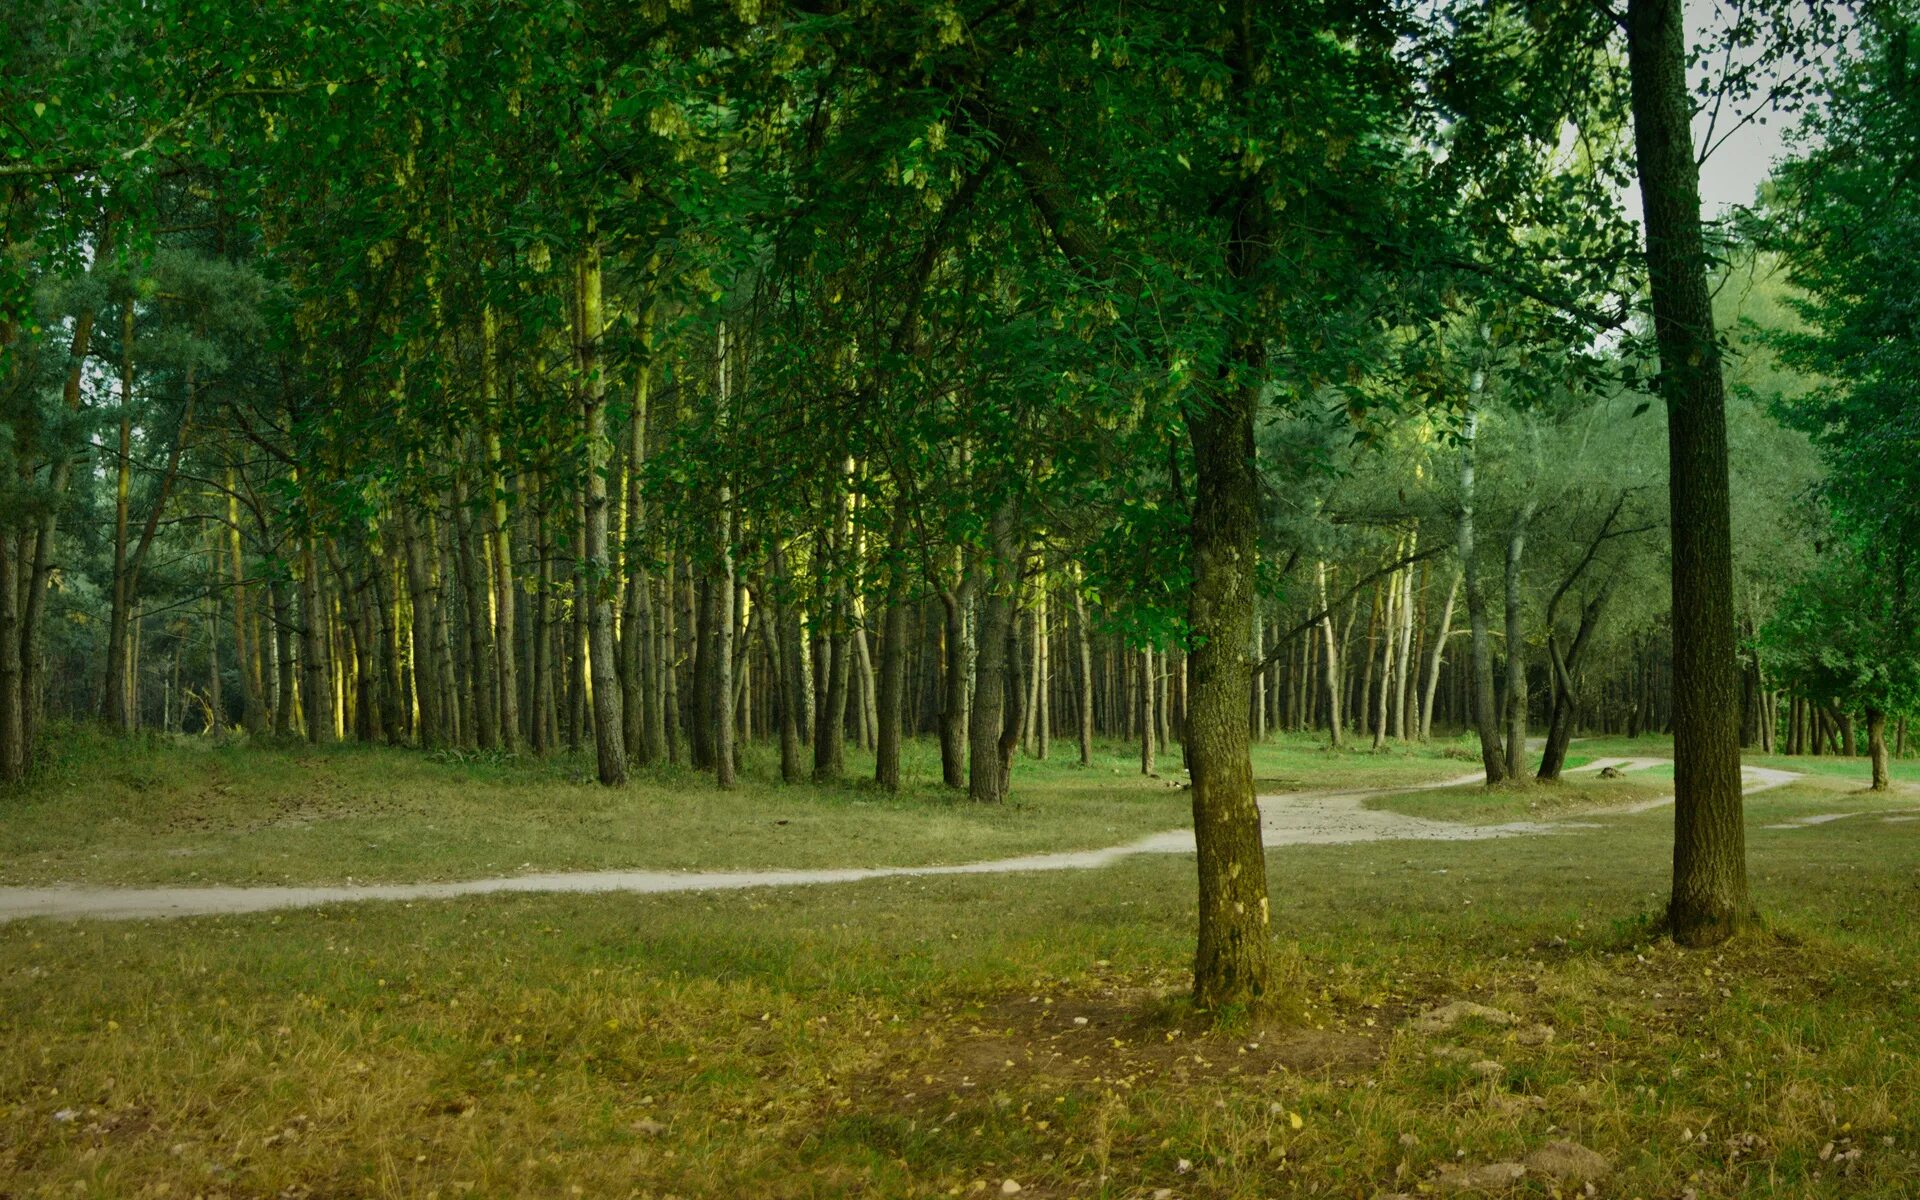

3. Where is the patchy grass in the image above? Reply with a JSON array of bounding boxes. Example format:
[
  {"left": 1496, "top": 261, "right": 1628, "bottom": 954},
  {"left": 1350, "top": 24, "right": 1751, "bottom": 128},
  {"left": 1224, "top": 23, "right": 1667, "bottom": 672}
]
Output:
[
  {"left": 5, "top": 750, "right": 1920, "bottom": 1197},
  {"left": 1364, "top": 771, "right": 1676, "bottom": 824}
]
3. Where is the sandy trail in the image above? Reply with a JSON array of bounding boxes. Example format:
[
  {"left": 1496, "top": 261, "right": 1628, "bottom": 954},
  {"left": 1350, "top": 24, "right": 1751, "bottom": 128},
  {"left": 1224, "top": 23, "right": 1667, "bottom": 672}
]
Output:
[{"left": 0, "top": 757, "right": 1800, "bottom": 923}]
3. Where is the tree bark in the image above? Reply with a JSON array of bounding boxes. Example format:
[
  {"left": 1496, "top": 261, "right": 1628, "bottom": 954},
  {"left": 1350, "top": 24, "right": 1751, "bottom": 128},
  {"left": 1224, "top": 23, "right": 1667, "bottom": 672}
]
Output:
[
  {"left": 812, "top": 468, "right": 853, "bottom": 780},
  {"left": 300, "top": 529, "right": 334, "bottom": 743},
  {"left": 1630, "top": 0, "right": 1753, "bottom": 945},
  {"left": 711, "top": 318, "right": 736, "bottom": 789},
  {"left": 1867, "top": 708, "right": 1890, "bottom": 791},
  {"left": 875, "top": 506, "right": 910, "bottom": 790},
  {"left": 579, "top": 240, "right": 628, "bottom": 786},
  {"left": 1316, "top": 561, "right": 1343, "bottom": 748},
  {"left": 1502, "top": 497, "right": 1537, "bottom": 777},
  {"left": 1458, "top": 406, "right": 1506, "bottom": 782},
  {"left": 938, "top": 551, "right": 976, "bottom": 788},
  {"left": 1183, "top": 278, "right": 1274, "bottom": 1014},
  {"left": 227, "top": 470, "right": 267, "bottom": 735},
  {"left": 968, "top": 504, "right": 1018, "bottom": 803},
  {"left": 1420, "top": 567, "right": 1462, "bottom": 741},
  {"left": 402, "top": 502, "right": 444, "bottom": 749},
  {"left": 1073, "top": 565, "right": 1094, "bottom": 766}
]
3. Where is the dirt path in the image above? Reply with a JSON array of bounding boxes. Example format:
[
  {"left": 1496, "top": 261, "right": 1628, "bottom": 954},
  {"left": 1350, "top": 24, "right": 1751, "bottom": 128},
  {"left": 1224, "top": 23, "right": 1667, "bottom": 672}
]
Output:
[{"left": 0, "top": 757, "right": 1801, "bottom": 923}]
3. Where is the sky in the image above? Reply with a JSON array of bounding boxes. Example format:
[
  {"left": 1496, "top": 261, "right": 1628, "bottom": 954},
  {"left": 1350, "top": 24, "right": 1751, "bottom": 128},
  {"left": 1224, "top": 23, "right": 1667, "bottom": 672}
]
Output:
[{"left": 1688, "top": 0, "right": 1844, "bottom": 216}]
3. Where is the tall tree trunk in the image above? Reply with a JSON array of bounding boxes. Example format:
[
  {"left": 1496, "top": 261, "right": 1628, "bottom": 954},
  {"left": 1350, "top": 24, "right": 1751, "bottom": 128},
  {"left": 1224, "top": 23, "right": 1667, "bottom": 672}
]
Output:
[
  {"left": 1371, "top": 561, "right": 1398, "bottom": 752},
  {"left": 21, "top": 220, "right": 109, "bottom": 765},
  {"left": 711, "top": 319, "right": 736, "bottom": 789},
  {"left": 1139, "top": 645, "right": 1157, "bottom": 775},
  {"left": 1316, "top": 561, "right": 1344, "bottom": 748},
  {"left": 968, "top": 505, "right": 1018, "bottom": 803},
  {"left": 769, "top": 542, "right": 806, "bottom": 783},
  {"left": 300, "top": 530, "right": 334, "bottom": 743},
  {"left": 621, "top": 331, "right": 657, "bottom": 766},
  {"left": 938, "top": 555, "right": 975, "bottom": 788},
  {"left": 1458, "top": 406, "right": 1506, "bottom": 782},
  {"left": 1182, "top": 279, "right": 1274, "bottom": 1014},
  {"left": 1420, "top": 567, "right": 1462, "bottom": 741},
  {"left": 0, "top": 538, "right": 21, "bottom": 780},
  {"left": 1502, "top": 497, "right": 1537, "bottom": 777},
  {"left": 1630, "top": 0, "right": 1752, "bottom": 945},
  {"left": 579, "top": 240, "right": 627, "bottom": 786},
  {"left": 402, "top": 503, "right": 444, "bottom": 749},
  {"left": 814, "top": 465, "right": 853, "bottom": 782},
  {"left": 875, "top": 506, "right": 910, "bottom": 791},
  {"left": 456, "top": 472, "right": 497, "bottom": 750},
  {"left": 484, "top": 321, "right": 520, "bottom": 750},
  {"left": 227, "top": 470, "right": 267, "bottom": 735},
  {"left": 1393, "top": 541, "right": 1416, "bottom": 740},
  {"left": 1073, "top": 566, "right": 1094, "bottom": 767},
  {"left": 104, "top": 305, "right": 137, "bottom": 732},
  {"left": 206, "top": 526, "right": 224, "bottom": 736}
]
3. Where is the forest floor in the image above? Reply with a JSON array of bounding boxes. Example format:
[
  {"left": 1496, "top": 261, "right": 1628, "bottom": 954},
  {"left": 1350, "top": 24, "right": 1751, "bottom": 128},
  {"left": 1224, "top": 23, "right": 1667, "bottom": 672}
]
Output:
[{"left": 5, "top": 734, "right": 1920, "bottom": 1197}]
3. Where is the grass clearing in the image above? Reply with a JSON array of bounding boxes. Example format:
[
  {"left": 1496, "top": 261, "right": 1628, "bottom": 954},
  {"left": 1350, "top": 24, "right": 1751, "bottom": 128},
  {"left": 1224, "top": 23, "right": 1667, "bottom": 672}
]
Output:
[
  {"left": 5, "top": 740, "right": 1920, "bottom": 1196},
  {"left": 0, "top": 729, "right": 1475, "bottom": 889}
]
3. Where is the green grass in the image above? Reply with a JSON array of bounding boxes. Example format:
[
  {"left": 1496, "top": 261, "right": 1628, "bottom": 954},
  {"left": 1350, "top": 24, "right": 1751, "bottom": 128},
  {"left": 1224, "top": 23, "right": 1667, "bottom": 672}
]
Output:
[
  {"left": 0, "top": 728, "right": 1472, "bottom": 889},
  {"left": 5, "top": 757, "right": 1920, "bottom": 1197},
  {"left": 1364, "top": 771, "right": 1676, "bottom": 823},
  {"left": 0, "top": 728, "right": 1192, "bottom": 888}
]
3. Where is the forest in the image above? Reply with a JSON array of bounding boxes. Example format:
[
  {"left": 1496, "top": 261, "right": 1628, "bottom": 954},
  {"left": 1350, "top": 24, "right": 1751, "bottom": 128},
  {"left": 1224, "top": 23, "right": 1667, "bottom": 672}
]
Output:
[{"left": 4, "top": 0, "right": 1920, "bottom": 1197}]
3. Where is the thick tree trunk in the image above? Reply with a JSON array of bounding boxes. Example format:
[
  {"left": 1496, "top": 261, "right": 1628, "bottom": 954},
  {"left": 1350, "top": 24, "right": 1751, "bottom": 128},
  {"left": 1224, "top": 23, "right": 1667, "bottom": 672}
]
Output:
[
  {"left": 938, "top": 558, "right": 975, "bottom": 788},
  {"left": 1183, "top": 318, "right": 1274, "bottom": 1014},
  {"left": 968, "top": 506, "right": 1018, "bottom": 803},
  {"left": 1867, "top": 708, "right": 1890, "bottom": 792},
  {"left": 1630, "top": 0, "right": 1752, "bottom": 945}
]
